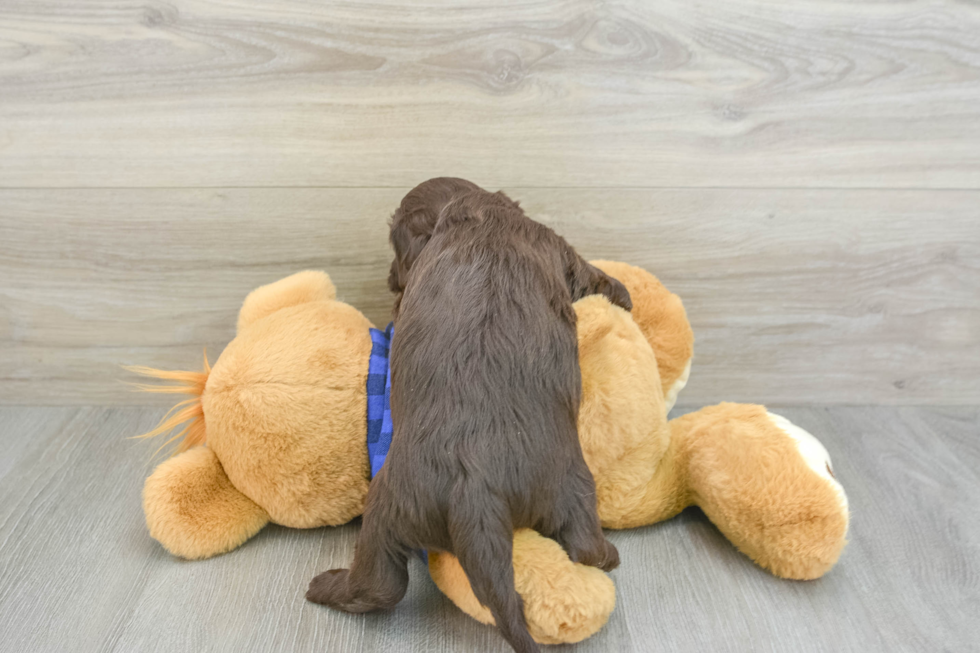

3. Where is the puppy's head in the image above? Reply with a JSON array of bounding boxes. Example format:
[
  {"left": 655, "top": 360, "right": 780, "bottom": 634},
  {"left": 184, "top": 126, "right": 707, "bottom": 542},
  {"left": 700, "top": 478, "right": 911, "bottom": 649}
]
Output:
[{"left": 388, "top": 177, "right": 484, "bottom": 299}]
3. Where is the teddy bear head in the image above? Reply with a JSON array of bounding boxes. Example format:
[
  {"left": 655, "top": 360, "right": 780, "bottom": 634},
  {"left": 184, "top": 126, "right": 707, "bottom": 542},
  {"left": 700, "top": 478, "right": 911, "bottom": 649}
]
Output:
[{"left": 140, "top": 271, "right": 376, "bottom": 558}]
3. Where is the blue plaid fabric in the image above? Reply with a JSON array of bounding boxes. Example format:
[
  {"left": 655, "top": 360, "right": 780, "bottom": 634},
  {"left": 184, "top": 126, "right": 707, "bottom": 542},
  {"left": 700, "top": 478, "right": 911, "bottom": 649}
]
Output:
[
  {"left": 365, "top": 323, "right": 427, "bottom": 561},
  {"left": 366, "top": 322, "right": 394, "bottom": 478}
]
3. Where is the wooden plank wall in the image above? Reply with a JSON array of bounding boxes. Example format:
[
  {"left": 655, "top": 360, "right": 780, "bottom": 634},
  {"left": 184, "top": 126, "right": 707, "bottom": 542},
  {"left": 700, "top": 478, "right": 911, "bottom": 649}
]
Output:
[{"left": 1, "top": 0, "right": 978, "bottom": 405}]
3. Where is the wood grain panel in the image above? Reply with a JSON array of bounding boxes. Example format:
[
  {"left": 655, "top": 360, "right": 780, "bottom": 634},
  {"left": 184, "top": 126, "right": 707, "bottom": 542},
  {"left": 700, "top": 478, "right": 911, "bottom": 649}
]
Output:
[
  {"left": 1, "top": 0, "right": 979, "bottom": 188},
  {"left": 1, "top": 187, "right": 977, "bottom": 405},
  {"left": 1, "top": 406, "right": 978, "bottom": 651}
]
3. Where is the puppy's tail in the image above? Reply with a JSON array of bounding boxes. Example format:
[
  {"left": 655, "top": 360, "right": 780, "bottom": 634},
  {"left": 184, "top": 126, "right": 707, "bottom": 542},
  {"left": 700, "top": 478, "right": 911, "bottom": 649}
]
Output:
[
  {"left": 448, "top": 488, "right": 540, "bottom": 653},
  {"left": 125, "top": 351, "right": 211, "bottom": 458}
]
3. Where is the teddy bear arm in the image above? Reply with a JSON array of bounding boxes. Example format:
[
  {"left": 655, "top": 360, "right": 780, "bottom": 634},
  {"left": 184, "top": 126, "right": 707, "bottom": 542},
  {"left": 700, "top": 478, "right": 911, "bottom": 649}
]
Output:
[
  {"left": 670, "top": 404, "right": 850, "bottom": 579},
  {"left": 236, "top": 270, "right": 337, "bottom": 333},
  {"left": 428, "top": 529, "right": 615, "bottom": 645},
  {"left": 143, "top": 446, "right": 270, "bottom": 559}
]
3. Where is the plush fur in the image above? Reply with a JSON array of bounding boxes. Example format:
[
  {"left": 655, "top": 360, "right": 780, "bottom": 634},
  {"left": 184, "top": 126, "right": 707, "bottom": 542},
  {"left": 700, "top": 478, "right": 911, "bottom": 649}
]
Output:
[
  {"left": 590, "top": 260, "right": 693, "bottom": 411},
  {"left": 204, "top": 295, "right": 374, "bottom": 528},
  {"left": 669, "top": 403, "right": 849, "bottom": 579},
  {"left": 237, "top": 269, "right": 337, "bottom": 330},
  {"left": 139, "top": 270, "right": 373, "bottom": 555},
  {"left": 136, "top": 262, "right": 849, "bottom": 645},
  {"left": 143, "top": 446, "right": 269, "bottom": 559},
  {"left": 428, "top": 529, "right": 615, "bottom": 645}
]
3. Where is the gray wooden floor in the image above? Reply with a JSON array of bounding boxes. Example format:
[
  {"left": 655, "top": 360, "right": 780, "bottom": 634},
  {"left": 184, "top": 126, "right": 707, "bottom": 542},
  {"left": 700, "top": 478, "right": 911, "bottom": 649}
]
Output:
[{"left": 0, "top": 405, "right": 977, "bottom": 652}]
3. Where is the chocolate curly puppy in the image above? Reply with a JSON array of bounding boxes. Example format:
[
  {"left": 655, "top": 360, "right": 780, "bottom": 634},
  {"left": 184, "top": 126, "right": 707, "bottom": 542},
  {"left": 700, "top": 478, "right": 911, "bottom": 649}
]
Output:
[{"left": 307, "top": 179, "right": 631, "bottom": 653}]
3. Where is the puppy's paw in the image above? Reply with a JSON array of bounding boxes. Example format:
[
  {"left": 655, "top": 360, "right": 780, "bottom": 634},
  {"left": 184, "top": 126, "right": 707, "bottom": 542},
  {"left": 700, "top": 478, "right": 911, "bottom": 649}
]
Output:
[
  {"left": 595, "top": 539, "right": 620, "bottom": 572},
  {"left": 601, "top": 277, "right": 632, "bottom": 312},
  {"left": 562, "top": 536, "right": 620, "bottom": 572},
  {"left": 306, "top": 568, "right": 351, "bottom": 607}
]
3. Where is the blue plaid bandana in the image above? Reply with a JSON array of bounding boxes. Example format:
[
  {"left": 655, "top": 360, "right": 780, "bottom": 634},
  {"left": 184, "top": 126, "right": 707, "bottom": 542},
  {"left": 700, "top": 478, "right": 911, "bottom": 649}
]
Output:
[
  {"left": 366, "top": 323, "right": 394, "bottom": 478},
  {"left": 365, "top": 322, "right": 427, "bottom": 562}
]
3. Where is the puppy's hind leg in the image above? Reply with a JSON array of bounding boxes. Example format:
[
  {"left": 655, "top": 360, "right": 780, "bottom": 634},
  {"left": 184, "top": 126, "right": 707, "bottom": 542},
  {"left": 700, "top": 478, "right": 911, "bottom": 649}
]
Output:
[
  {"left": 448, "top": 488, "right": 540, "bottom": 653},
  {"left": 549, "top": 466, "right": 620, "bottom": 572},
  {"left": 307, "top": 499, "right": 409, "bottom": 613}
]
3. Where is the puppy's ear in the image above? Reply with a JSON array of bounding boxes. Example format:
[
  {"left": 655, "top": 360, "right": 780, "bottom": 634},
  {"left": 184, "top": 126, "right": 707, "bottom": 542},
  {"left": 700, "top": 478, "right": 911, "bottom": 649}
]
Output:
[
  {"left": 388, "top": 208, "right": 432, "bottom": 294},
  {"left": 387, "top": 258, "right": 403, "bottom": 295},
  {"left": 388, "top": 178, "right": 482, "bottom": 298},
  {"left": 492, "top": 190, "right": 520, "bottom": 210}
]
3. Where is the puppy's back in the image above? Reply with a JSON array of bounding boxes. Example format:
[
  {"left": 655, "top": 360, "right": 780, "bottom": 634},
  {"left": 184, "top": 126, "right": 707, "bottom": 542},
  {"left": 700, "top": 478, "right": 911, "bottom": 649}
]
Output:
[{"left": 389, "top": 190, "right": 583, "bottom": 512}]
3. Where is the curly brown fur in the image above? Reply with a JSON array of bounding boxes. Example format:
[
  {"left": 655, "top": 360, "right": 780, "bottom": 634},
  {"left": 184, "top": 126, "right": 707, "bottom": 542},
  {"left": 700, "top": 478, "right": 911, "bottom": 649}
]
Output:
[
  {"left": 386, "top": 177, "right": 483, "bottom": 314},
  {"left": 308, "top": 179, "right": 630, "bottom": 653}
]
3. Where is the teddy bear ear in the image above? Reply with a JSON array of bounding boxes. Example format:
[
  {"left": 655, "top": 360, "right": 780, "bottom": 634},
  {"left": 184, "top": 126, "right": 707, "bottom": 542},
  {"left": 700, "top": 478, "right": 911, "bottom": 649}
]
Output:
[
  {"left": 143, "top": 446, "right": 270, "bottom": 559},
  {"left": 590, "top": 261, "right": 693, "bottom": 412},
  {"left": 236, "top": 270, "right": 337, "bottom": 333}
]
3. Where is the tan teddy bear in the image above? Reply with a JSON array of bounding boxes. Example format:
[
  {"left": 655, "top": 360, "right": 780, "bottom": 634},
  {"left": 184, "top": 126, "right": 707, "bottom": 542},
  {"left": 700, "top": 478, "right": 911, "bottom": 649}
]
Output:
[{"left": 135, "top": 262, "right": 848, "bottom": 645}]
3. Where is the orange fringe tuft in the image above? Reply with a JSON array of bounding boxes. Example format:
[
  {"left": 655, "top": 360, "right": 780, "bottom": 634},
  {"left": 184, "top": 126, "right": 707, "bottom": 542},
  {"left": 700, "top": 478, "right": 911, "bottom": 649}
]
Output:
[{"left": 126, "top": 351, "right": 211, "bottom": 457}]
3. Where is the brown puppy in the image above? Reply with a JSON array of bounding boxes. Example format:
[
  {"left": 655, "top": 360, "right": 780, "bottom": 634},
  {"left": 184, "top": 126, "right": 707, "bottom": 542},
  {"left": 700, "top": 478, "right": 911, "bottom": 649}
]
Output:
[{"left": 307, "top": 179, "right": 630, "bottom": 653}]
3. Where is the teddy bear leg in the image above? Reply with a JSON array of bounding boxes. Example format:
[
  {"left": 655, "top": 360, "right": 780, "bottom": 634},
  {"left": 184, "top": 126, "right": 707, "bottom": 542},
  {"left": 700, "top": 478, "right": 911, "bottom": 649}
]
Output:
[
  {"left": 143, "top": 446, "right": 270, "bottom": 559},
  {"left": 429, "top": 529, "right": 616, "bottom": 645},
  {"left": 444, "top": 516, "right": 541, "bottom": 653},
  {"left": 672, "top": 404, "right": 850, "bottom": 579}
]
